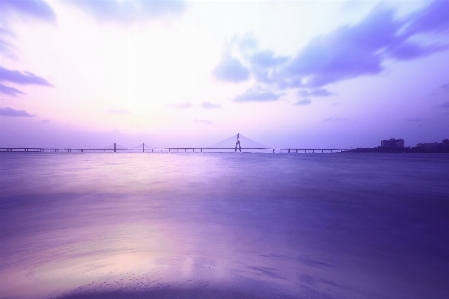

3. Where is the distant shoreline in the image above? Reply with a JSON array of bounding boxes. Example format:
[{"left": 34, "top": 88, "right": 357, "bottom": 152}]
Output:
[
  {"left": 1, "top": 147, "right": 449, "bottom": 154},
  {"left": 341, "top": 147, "right": 449, "bottom": 153}
]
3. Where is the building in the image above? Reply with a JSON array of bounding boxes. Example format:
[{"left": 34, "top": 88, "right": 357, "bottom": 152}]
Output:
[
  {"left": 381, "top": 138, "right": 404, "bottom": 148},
  {"left": 443, "top": 139, "right": 449, "bottom": 148},
  {"left": 417, "top": 139, "right": 449, "bottom": 149}
]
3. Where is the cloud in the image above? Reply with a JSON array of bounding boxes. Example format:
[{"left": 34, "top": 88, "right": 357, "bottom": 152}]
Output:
[
  {"left": 280, "top": 2, "right": 449, "bottom": 88},
  {"left": 201, "top": 102, "right": 221, "bottom": 109},
  {"left": 233, "top": 87, "right": 282, "bottom": 103},
  {"left": 0, "top": 83, "right": 25, "bottom": 96},
  {"left": 0, "top": 66, "right": 52, "bottom": 96},
  {"left": 299, "top": 88, "right": 334, "bottom": 97},
  {"left": 0, "top": 28, "right": 17, "bottom": 59},
  {"left": 64, "top": 0, "right": 187, "bottom": 23},
  {"left": 170, "top": 102, "right": 192, "bottom": 109},
  {"left": 387, "top": 41, "right": 448, "bottom": 61},
  {"left": 294, "top": 99, "right": 311, "bottom": 106},
  {"left": 0, "top": 66, "right": 52, "bottom": 86},
  {"left": 0, "top": 107, "right": 35, "bottom": 117},
  {"left": 214, "top": 35, "right": 288, "bottom": 85},
  {"left": 214, "top": 1, "right": 449, "bottom": 101},
  {"left": 0, "top": 0, "right": 56, "bottom": 22},
  {"left": 401, "top": 0, "right": 449, "bottom": 37},
  {"left": 193, "top": 119, "right": 213, "bottom": 125},
  {"left": 280, "top": 7, "right": 400, "bottom": 88},
  {"left": 213, "top": 56, "right": 250, "bottom": 83},
  {"left": 249, "top": 50, "right": 289, "bottom": 68}
]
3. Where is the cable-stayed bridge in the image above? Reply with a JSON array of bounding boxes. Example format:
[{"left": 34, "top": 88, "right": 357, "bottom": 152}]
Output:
[{"left": 0, "top": 134, "right": 349, "bottom": 153}]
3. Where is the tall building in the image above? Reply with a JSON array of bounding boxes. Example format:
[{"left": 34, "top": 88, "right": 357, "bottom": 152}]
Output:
[{"left": 381, "top": 138, "right": 404, "bottom": 148}]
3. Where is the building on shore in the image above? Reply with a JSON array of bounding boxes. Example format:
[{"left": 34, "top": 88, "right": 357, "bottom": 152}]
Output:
[
  {"left": 381, "top": 138, "right": 404, "bottom": 148},
  {"left": 417, "top": 139, "right": 449, "bottom": 149}
]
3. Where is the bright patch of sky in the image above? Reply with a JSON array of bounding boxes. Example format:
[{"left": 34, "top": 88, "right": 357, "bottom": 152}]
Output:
[{"left": 1, "top": 0, "right": 448, "bottom": 148}]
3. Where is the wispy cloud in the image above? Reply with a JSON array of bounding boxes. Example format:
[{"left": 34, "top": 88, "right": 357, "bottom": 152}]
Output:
[
  {"left": 64, "top": 0, "right": 187, "bottom": 23},
  {"left": 0, "top": 27, "right": 17, "bottom": 59},
  {"left": 233, "top": 87, "right": 281, "bottom": 103},
  {"left": 201, "top": 102, "right": 221, "bottom": 109},
  {"left": 0, "top": 66, "right": 52, "bottom": 96},
  {"left": 0, "top": 66, "right": 52, "bottom": 86},
  {"left": 299, "top": 89, "right": 334, "bottom": 97},
  {"left": 0, "top": 83, "right": 25, "bottom": 96},
  {"left": 0, "top": 107, "right": 35, "bottom": 117},
  {"left": 193, "top": 119, "right": 213, "bottom": 125},
  {"left": 0, "top": 0, "right": 56, "bottom": 22},
  {"left": 294, "top": 99, "right": 311, "bottom": 106}
]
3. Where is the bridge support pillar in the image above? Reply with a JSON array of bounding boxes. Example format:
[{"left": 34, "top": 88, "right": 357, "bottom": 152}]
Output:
[{"left": 114, "top": 143, "right": 116, "bottom": 153}]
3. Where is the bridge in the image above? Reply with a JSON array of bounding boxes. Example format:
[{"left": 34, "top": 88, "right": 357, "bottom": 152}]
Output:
[{"left": 0, "top": 134, "right": 349, "bottom": 153}]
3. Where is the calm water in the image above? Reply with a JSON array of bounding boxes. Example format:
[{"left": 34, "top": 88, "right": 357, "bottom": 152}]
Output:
[{"left": 1, "top": 153, "right": 448, "bottom": 299}]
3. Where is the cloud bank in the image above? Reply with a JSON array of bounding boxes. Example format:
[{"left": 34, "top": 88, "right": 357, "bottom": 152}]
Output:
[{"left": 215, "top": 1, "right": 449, "bottom": 103}]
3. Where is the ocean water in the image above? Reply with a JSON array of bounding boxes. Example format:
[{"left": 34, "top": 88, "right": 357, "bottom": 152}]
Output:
[{"left": 0, "top": 153, "right": 448, "bottom": 299}]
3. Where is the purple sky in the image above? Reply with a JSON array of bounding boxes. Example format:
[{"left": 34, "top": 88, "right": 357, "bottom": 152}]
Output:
[{"left": 1, "top": 0, "right": 448, "bottom": 148}]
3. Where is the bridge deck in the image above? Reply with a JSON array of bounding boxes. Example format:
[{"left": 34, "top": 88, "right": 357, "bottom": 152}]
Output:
[{"left": 1, "top": 147, "right": 349, "bottom": 153}]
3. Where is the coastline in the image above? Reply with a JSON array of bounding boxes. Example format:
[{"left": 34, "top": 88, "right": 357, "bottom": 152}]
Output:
[{"left": 341, "top": 147, "right": 449, "bottom": 153}]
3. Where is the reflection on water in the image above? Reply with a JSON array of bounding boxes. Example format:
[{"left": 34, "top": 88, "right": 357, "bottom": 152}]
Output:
[{"left": 1, "top": 153, "right": 449, "bottom": 299}]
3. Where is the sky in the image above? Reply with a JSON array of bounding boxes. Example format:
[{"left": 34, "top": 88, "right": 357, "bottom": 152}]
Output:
[{"left": 0, "top": 0, "right": 448, "bottom": 149}]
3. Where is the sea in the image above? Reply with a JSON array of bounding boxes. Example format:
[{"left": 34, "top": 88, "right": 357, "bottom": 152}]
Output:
[{"left": 1, "top": 152, "right": 448, "bottom": 299}]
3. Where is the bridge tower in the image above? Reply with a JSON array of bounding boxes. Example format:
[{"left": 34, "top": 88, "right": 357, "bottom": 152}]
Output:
[{"left": 235, "top": 133, "right": 241, "bottom": 152}]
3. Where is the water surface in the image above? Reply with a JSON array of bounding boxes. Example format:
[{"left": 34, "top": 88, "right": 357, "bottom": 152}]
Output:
[{"left": 1, "top": 153, "right": 448, "bottom": 299}]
